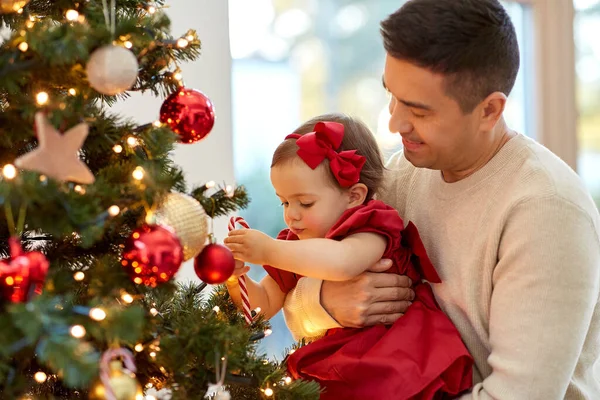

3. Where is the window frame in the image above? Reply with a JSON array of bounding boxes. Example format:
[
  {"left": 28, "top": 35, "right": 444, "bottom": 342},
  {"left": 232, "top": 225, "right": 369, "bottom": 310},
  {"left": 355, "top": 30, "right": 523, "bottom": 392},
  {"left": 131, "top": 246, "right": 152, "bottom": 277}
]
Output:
[{"left": 507, "top": 0, "right": 577, "bottom": 169}]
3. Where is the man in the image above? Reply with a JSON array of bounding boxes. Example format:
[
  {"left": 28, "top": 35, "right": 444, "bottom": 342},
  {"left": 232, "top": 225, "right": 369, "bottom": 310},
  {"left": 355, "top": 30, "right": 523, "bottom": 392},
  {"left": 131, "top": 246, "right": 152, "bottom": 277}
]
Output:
[{"left": 282, "top": 0, "right": 600, "bottom": 399}]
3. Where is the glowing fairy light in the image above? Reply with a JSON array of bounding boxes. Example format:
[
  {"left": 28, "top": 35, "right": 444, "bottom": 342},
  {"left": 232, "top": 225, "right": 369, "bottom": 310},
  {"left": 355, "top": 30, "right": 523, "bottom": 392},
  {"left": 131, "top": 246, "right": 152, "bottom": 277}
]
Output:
[
  {"left": 36, "top": 92, "right": 49, "bottom": 105},
  {"left": 34, "top": 371, "right": 47, "bottom": 383},
  {"left": 89, "top": 308, "right": 106, "bottom": 321},
  {"left": 73, "top": 271, "right": 85, "bottom": 281},
  {"left": 65, "top": 9, "right": 79, "bottom": 21},
  {"left": 70, "top": 325, "right": 86, "bottom": 338},
  {"left": 2, "top": 164, "right": 17, "bottom": 179}
]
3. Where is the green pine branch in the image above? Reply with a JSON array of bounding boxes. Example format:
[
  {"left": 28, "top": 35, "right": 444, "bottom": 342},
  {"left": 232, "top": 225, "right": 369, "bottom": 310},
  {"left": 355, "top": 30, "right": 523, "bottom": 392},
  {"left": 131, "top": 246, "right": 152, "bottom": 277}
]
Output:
[{"left": 193, "top": 184, "right": 251, "bottom": 219}]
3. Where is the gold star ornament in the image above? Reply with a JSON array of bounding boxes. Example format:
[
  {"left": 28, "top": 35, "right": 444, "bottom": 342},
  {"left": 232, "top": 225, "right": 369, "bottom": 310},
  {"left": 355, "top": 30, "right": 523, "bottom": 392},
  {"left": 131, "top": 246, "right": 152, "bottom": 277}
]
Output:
[{"left": 15, "top": 112, "right": 95, "bottom": 184}]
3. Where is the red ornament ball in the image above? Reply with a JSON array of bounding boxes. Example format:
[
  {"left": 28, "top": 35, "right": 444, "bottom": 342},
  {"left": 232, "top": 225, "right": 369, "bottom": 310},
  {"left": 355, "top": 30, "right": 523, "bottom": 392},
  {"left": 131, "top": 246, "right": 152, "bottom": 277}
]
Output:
[
  {"left": 121, "top": 224, "right": 183, "bottom": 287},
  {"left": 194, "top": 244, "right": 235, "bottom": 284},
  {"left": 159, "top": 87, "right": 215, "bottom": 144},
  {"left": 0, "top": 237, "right": 49, "bottom": 303}
]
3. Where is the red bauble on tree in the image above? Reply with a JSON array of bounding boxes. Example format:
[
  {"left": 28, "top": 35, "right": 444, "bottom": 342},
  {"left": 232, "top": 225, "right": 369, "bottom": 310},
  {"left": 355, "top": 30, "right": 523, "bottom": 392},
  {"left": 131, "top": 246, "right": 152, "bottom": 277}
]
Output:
[
  {"left": 194, "top": 243, "right": 235, "bottom": 284},
  {"left": 0, "top": 237, "right": 49, "bottom": 303},
  {"left": 159, "top": 87, "right": 215, "bottom": 144},
  {"left": 121, "top": 224, "right": 184, "bottom": 287}
]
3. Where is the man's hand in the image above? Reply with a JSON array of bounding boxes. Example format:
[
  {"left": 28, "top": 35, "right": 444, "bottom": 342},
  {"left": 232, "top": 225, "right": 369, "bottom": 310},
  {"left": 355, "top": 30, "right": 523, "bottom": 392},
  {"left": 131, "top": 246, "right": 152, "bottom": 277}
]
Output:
[
  {"left": 321, "top": 259, "right": 415, "bottom": 328},
  {"left": 224, "top": 229, "right": 274, "bottom": 265}
]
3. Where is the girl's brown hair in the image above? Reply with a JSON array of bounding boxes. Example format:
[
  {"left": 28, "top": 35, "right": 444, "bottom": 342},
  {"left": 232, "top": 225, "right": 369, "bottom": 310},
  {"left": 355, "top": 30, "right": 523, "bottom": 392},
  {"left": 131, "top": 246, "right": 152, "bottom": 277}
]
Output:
[{"left": 271, "top": 113, "right": 384, "bottom": 202}]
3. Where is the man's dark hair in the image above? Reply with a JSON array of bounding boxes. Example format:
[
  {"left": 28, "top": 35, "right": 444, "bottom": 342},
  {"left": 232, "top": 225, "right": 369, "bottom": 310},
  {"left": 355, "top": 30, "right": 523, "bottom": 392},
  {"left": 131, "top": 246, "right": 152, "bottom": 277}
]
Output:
[{"left": 381, "top": 0, "right": 520, "bottom": 113}]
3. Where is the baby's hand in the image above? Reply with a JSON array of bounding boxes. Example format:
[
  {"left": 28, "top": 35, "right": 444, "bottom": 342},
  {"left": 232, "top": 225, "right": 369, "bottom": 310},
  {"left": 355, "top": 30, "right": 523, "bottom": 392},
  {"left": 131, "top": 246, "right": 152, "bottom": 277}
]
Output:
[
  {"left": 224, "top": 229, "right": 273, "bottom": 265},
  {"left": 232, "top": 259, "right": 250, "bottom": 277}
]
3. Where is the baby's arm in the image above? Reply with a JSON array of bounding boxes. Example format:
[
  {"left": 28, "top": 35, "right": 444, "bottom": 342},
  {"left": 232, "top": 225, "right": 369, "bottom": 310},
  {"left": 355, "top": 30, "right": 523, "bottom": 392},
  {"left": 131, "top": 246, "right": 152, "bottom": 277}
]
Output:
[
  {"left": 226, "top": 229, "right": 387, "bottom": 281},
  {"left": 270, "top": 233, "right": 387, "bottom": 280},
  {"left": 226, "top": 271, "right": 287, "bottom": 320}
]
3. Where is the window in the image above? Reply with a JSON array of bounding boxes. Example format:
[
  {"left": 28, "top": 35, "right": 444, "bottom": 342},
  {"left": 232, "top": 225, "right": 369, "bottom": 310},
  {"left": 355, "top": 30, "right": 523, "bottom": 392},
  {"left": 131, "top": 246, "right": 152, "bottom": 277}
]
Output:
[
  {"left": 574, "top": 0, "right": 600, "bottom": 208},
  {"left": 229, "top": 0, "right": 534, "bottom": 357}
]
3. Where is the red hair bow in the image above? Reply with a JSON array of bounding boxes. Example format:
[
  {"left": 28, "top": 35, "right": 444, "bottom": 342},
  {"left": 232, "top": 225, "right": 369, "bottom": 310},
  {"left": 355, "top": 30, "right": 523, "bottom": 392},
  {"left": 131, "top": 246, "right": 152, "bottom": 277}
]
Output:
[{"left": 286, "top": 122, "right": 366, "bottom": 187}]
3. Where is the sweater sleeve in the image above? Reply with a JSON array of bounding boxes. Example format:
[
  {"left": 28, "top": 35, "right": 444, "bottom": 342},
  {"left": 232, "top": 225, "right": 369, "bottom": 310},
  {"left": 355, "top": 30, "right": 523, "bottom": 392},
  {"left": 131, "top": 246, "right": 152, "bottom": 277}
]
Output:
[
  {"left": 461, "top": 196, "right": 600, "bottom": 400},
  {"left": 282, "top": 276, "right": 341, "bottom": 341}
]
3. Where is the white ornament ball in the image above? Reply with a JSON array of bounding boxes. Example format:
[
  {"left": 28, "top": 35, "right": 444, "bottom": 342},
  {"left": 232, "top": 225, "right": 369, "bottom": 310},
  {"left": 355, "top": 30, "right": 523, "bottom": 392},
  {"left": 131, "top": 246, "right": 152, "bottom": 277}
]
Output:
[
  {"left": 86, "top": 45, "right": 139, "bottom": 95},
  {"left": 215, "top": 389, "right": 231, "bottom": 400}
]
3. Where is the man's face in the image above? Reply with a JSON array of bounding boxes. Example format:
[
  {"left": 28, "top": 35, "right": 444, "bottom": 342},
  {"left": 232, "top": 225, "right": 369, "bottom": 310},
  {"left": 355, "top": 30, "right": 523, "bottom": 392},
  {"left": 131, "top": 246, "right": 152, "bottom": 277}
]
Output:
[{"left": 383, "top": 54, "right": 482, "bottom": 172}]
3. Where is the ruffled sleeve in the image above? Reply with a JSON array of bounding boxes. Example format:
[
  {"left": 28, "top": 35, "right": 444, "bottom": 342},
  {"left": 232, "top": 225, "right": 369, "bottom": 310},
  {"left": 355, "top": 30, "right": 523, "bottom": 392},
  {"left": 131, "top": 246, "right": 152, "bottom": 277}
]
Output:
[
  {"left": 327, "top": 200, "right": 440, "bottom": 283},
  {"left": 263, "top": 229, "right": 304, "bottom": 293},
  {"left": 326, "top": 200, "right": 404, "bottom": 258}
]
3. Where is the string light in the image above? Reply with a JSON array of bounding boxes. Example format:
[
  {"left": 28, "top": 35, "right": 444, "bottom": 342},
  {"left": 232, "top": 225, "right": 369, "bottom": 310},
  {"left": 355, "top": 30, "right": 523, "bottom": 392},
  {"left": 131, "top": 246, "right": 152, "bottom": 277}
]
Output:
[
  {"left": 145, "top": 210, "right": 155, "bottom": 225},
  {"left": 2, "top": 164, "right": 17, "bottom": 179},
  {"left": 149, "top": 351, "right": 156, "bottom": 358},
  {"left": 173, "top": 72, "right": 183, "bottom": 81},
  {"left": 73, "top": 185, "right": 86, "bottom": 194},
  {"left": 39, "top": 175, "right": 47, "bottom": 182},
  {"left": 65, "top": 10, "right": 79, "bottom": 21},
  {"left": 108, "top": 205, "right": 120, "bottom": 216},
  {"left": 146, "top": 383, "right": 154, "bottom": 389},
  {"left": 73, "top": 271, "right": 85, "bottom": 281},
  {"left": 26, "top": 20, "right": 34, "bottom": 28},
  {"left": 284, "top": 376, "right": 292, "bottom": 384},
  {"left": 264, "top": 328, "right": 273, "bottom": 337},
  {"left": 176, "top": 38, "right": 189, "bottom": 48},
  {"left": 205, "top": 181, "right": 216, "bottom": 189},
  {"left": 127, "top": 136, "right": 138, "bottom": 147},
  {"left": 264, "top": 388, "right": 274, "bottom": 397},
  {"left": 68, "top": 88, "right": 77, "bottom": 96},
  {"left": 254, "top": 307, "right": 262, "bottom": 314},
  {"left": 132, "top": 166, "right": 144, "bottom": 180},
  {"left": 153, "top": 120, "right": 162, "bottom": 127},
  {"left": 212, "top": 306, "right": 220, "bottom": 313},
  {"left": 148, "top": 5, "right": 157, "bottom": 14},
  {"left": 89, "top": 308, "right": 106, "bottom": 321},
  {"left": 150, "top": 307, "right": 158, "bottom": 316},
  {"left": 18, "top": 42, "right": 28, "bottom": 52},
  {"left": 70, "top": 325, "right": 86, "bottom": 338},
  {"left": 112, "top": 144, "right": 123, "bottom": 153},
  {"left": 187, "top": 34, "right": 194, "bottom": 42},
  {"left": 121, "top": 292, "right": 134, "bottom": 303},
  {"left": 34, "top": 371, "right": 47, "bottom": 383},
  {"left": 124, "top": 41, "right": 133, "bottom": 49},
  {"left": 134, "top": 343, "right": 144, "bottom": 352},
  {"left": 36, "top": 92, "right": 49, "bottom": 105}
]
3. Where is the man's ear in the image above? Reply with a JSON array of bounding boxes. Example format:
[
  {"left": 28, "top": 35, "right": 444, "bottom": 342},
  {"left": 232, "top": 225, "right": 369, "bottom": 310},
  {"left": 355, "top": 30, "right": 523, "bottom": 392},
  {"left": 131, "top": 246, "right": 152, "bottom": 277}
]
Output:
[
  {"left": 478, "top": 91, "right": 507, "bottom": 132},
  {"left": 347, "top": 183, "right": 368, "bottom": 207}
]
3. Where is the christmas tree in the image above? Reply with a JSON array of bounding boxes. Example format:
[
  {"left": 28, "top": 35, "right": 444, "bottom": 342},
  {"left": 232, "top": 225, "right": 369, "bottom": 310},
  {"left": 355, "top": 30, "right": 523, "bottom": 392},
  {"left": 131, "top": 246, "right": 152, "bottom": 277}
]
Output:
[{"left": 0, "top": 1, "right": 320, "bottom": 399}]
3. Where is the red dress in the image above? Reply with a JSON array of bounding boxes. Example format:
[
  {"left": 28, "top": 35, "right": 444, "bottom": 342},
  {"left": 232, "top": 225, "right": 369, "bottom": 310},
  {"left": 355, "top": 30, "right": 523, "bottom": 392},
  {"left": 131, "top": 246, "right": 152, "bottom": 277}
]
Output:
[{"left": 264, "top": 200, "right": 473, "bottom": 400}]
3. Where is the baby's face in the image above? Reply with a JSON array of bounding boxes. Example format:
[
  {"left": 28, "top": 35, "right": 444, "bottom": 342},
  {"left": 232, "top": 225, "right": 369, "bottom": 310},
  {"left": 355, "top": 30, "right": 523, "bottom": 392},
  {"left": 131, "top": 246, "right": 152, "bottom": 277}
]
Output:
[{"left": 270, "top": 159, "right": 351, "bottom": 239}]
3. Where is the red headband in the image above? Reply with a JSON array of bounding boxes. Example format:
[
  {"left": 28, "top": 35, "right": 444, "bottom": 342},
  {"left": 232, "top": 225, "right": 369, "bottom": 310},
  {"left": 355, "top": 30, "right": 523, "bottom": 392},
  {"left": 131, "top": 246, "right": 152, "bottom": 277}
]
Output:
[{"left": 285, "top": 121, "right": 366, "bottom": 187}]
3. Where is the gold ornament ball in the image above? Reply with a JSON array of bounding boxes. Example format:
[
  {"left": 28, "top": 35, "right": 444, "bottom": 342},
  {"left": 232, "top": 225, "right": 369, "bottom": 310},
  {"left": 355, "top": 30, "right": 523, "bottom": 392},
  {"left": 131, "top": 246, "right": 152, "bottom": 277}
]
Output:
[
  {"left": 88, "top": 361, "right": 143, "bottom": 400},
  {"left": 0, "top": 0, "right": 30, "bottom": 13},
  {"left": 154, "top": 192, "right": 209, "bottom": 261}
]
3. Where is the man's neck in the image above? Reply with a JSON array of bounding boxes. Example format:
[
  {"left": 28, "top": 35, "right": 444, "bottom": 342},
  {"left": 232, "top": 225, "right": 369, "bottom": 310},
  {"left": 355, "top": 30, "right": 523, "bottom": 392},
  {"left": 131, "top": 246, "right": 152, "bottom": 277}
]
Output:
[{"left": 442, "top": 121, "right": 516, "bottom": 183}]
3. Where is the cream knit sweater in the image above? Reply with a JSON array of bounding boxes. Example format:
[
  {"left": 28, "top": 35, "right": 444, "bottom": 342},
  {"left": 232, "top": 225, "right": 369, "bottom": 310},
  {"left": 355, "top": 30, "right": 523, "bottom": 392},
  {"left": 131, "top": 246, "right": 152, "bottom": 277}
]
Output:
[{"left": 282, "top": 134, "right": 600, "bottom": 399}]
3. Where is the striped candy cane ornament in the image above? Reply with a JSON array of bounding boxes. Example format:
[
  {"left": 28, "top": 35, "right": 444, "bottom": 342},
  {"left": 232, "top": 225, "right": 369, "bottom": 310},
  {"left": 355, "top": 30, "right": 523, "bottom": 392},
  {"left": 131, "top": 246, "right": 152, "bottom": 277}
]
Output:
[{"left": 228, "top": 216, "right": 253, "bottom": 325}]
